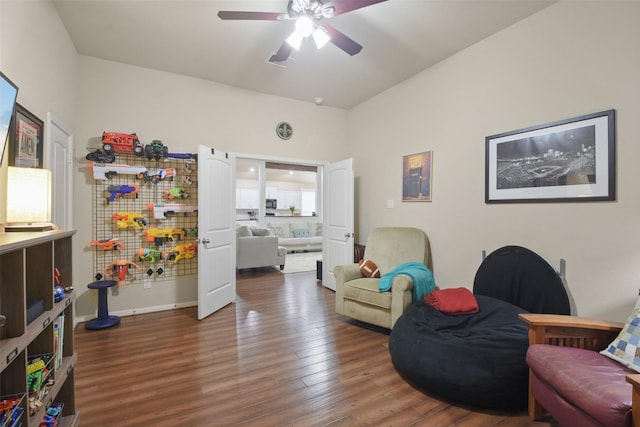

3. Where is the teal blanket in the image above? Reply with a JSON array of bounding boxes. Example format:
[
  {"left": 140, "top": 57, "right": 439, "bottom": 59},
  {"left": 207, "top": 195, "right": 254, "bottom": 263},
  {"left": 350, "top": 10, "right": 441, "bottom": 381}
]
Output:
[{"left": 378, "top": 262, "right": 435, "bottom": 302}]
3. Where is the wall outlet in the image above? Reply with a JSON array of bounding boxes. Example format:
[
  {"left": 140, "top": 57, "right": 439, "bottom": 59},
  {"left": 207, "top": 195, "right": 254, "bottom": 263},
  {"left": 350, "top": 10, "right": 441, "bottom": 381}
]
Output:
[{"left": 143, "top": 279, "right": 152, "bottom": 289}]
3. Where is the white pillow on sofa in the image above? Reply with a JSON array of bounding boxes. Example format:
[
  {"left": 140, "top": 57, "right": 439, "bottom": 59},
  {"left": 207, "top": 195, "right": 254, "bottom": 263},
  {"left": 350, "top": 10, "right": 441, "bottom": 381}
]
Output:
[{"left": 237, "top": 225, "right": 252, "bottom": 237}]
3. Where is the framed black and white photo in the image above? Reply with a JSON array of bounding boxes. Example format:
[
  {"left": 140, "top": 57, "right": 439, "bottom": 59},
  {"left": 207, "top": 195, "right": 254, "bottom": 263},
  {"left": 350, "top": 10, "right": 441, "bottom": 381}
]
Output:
[
  {"left": 9, "top": 103, "right": 44, "bottom": 168},
  {"left": 485, "top": 110, "right": 615, "bottom": 203}
]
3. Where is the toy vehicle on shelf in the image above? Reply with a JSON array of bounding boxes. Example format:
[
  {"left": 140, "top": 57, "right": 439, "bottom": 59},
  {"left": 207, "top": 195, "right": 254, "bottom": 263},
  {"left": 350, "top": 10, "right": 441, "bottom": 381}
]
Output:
[{"left": 102, "top": 131, "right": 144, "bottom": 156}]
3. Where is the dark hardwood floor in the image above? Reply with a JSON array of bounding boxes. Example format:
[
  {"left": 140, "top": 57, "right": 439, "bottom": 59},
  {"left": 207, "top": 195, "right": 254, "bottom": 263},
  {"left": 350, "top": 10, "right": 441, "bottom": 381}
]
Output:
[{"left": 74, "top": 270, "right": 555, "bottom": 426}]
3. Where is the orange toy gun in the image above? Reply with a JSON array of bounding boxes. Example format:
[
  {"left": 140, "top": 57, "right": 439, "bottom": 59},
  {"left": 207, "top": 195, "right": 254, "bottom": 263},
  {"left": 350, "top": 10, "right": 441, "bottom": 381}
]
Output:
[
  {"left": 101, "top": 260, "right": 142, "bottom": 286},
  {"left": 89, "top": 238, "right": 125, "bottom": 251}
]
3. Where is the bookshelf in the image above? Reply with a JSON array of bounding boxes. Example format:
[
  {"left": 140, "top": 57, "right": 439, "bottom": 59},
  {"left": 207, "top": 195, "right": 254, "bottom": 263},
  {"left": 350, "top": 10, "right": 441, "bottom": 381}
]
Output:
[{"left": 0, "top": 230, "right": 78, "bottom": 427}]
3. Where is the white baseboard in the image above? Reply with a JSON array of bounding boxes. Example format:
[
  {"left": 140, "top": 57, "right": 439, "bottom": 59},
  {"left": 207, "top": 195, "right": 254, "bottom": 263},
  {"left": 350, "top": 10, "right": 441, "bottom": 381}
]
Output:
[{"left": 75, "top": 301, "right": 197, "bottom": 324}]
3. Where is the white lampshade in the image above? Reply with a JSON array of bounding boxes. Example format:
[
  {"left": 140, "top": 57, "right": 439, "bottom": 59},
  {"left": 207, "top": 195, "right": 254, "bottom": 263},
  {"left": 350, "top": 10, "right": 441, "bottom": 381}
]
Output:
[
  {"left": 286, "top": 30, "right": 304, "bottom": 50},
  {"left": 5, "top": 166, "right": 53, "bottom": 231},
  {"left": 312, "top": 27, "right": 330, "bottom": 49}
]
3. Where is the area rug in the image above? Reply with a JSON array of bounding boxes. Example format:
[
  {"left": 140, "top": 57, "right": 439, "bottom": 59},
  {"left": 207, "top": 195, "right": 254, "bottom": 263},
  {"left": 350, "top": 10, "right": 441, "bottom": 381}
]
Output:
[{"left": 282, "top": 251, "right": 322, "bottom": 274}]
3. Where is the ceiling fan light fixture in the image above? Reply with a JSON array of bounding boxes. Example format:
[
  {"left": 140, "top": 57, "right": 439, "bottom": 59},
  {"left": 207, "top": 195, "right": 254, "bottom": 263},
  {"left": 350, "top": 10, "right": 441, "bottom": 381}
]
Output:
[
  {"left": 286, "top": 30, "right": 304, "bottom": 50},
  {"left": 295, "top": 15, "right": 314, "bottom": 37},
  {"left": 321, "top": 6, "right": 335, "bottom": 18},
  {"left": 312, "top": 26, "right": 330, "bottom": 49}
]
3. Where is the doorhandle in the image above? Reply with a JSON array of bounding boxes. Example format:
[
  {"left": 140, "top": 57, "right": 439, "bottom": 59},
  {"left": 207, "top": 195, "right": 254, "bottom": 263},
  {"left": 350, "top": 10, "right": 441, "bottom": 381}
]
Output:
[{"left": 200, "top": 238, "right": 210, "bottom": 245}]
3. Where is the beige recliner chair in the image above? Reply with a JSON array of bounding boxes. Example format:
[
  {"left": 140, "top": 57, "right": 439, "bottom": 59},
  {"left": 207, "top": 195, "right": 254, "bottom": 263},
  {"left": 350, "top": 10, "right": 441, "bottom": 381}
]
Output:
[{"left": 334, "top": 227, "right": 432, "bottom": 329}]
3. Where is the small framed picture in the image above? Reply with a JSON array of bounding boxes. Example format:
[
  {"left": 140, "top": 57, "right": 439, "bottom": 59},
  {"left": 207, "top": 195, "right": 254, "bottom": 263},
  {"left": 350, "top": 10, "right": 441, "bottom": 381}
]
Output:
[
  {"left": 402, "top": 151, "right": 433, "bottom": 202},
  {"left": 9, "top": 103, "right": 44, "bottom": 168},
  {"left": 485, "top": 110, "right": 615, "bottom": 203}
]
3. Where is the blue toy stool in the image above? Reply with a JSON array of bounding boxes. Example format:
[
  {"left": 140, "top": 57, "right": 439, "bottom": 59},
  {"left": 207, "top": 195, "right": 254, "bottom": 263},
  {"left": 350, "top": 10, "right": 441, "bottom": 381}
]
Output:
[{"left": 85, "top": 280, "right": 120, "bottom": 330}]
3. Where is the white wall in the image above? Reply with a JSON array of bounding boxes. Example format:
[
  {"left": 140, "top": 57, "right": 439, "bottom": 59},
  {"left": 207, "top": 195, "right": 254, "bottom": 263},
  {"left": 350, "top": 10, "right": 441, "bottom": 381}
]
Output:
[
  {"left": 348, "top": 1, "right": 640, "bottom": 322},
  {"left": 71, "top": 56, "right": 349, "bottom": 318},
  {"left": 3, "top": 0, "right": 637, "bottom": 323},
  {"left": 0, "top": 0, "right": 78, "bottom": 219}
]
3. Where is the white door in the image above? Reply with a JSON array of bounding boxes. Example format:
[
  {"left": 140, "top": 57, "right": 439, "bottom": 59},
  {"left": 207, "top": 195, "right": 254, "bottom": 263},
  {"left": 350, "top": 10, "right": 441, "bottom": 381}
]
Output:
[
  {"left": 45, "top": 113, "right": 73, "bottom": 229},
  {"left": 197, "top": 145, "right": 236, "bottom": 320},
  {"left": 322, "top": 158, "right": 354, "bottom": 291}
]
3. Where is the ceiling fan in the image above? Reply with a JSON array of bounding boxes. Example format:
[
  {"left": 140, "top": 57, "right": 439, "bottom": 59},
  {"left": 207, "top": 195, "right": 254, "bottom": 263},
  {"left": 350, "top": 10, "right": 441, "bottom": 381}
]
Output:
[{"left": 217, "top": 0, "right": 387, "bottom": 63}]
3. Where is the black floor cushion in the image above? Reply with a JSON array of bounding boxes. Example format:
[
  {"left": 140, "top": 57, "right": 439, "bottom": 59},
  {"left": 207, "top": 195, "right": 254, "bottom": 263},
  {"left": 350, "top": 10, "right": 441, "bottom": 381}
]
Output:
[
  {"left": 389, "top": 296, "right": 530, "bottom": 409},
  {"left": 389, "top": 245, "right": 570, "bottom": 410}
]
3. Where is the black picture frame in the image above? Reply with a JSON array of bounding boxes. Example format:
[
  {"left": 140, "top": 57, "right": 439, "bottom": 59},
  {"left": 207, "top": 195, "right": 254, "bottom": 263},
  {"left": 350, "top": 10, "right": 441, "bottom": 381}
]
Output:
[
  {"left": 485, "top": 109, "right": 615, "bottom": 203},
  {"left": 9, "top": 103, "right": 44, "bottom": 168}
]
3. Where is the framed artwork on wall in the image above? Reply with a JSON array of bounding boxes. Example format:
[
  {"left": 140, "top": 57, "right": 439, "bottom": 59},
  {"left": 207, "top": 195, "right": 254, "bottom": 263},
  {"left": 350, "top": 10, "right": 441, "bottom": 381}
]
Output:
[
  {"left": 9, "top": 103, "right": 44, "bottom": 168},
  {"left": 485, "top": 109, "right": 615, "bottom": 203},
  {"left": 402, "top": 151, "right": 433, "bottom": 202}
]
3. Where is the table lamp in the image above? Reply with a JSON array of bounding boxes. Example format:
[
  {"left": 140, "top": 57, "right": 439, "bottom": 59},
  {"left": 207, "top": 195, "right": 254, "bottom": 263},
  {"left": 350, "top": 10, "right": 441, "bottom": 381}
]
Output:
[{"left": 4, "top": 166, "right": 53, "bottom": 232}]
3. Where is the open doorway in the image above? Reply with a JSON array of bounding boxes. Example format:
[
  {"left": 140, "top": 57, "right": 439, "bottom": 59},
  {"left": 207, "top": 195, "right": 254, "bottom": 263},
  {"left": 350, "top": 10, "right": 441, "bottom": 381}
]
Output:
[{"left": 235, "top": 157, "right": 323, "bottom": 274}]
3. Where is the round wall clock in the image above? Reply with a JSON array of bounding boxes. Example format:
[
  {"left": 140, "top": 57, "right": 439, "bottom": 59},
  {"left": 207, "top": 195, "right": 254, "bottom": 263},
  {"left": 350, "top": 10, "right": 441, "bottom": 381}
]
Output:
[{"left": 276, "top": 122, "right": 293, "bottom": 140}]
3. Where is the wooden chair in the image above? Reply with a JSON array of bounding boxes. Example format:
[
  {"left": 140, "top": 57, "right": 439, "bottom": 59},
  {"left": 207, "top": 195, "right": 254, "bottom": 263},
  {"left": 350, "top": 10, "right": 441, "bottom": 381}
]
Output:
[{"left": 519, "top": 313, "right": 640, "bottom": 427}]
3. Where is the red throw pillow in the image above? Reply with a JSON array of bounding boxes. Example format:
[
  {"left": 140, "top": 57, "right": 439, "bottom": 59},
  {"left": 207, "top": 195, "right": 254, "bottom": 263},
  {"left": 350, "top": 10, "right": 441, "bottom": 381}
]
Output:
[{"left": 359, "top": 259, "right": 380, "bottom": 278}]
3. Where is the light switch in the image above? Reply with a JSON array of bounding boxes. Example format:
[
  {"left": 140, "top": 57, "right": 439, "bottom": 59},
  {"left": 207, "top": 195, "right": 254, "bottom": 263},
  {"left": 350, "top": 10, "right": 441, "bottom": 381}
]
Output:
[{"left": 386, "top": 199, "right": 394, "bottom": 208}]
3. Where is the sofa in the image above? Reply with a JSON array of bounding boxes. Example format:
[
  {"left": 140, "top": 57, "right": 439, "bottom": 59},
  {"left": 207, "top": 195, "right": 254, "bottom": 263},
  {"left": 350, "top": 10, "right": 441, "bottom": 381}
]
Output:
[
  {"left": 266, "top": 221, "right": 322, "bottom": 253},
  {"left": 236, "top": 225, "right": 286, "bottom": 270}
]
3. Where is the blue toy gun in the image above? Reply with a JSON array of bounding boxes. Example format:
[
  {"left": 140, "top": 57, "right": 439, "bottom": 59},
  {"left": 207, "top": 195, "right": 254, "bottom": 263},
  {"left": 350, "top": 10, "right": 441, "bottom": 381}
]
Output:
[{"left": 106, "top": 184, "right": 139, "bottom": 202}]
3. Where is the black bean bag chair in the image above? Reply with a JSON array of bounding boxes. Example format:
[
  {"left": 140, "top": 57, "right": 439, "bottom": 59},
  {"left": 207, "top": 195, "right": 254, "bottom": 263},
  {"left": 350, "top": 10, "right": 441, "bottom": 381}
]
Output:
[{"left": 388, "top": 245, "right": 570, "bottom": 410}]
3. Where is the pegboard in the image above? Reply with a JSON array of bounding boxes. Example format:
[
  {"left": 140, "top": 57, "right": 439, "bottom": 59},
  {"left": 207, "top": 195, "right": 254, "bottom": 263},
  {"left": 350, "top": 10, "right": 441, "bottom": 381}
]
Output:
[{"left": 90, "top": 152, "right": 198, "bottom": 286}]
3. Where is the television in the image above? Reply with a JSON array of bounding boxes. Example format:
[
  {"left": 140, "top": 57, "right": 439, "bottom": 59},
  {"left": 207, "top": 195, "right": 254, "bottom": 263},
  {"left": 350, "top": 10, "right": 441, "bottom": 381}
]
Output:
[
  {"left": 266, "top": 198, "right": 277, "bottom": 209},
  {"left": 0, "top": 70, "right": 19, "bottom": 165}
]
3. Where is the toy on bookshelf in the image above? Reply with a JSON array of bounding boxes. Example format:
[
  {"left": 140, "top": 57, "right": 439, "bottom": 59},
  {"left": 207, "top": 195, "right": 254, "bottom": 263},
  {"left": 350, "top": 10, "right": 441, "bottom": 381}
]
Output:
[
  {"left": 166, "top": 243, "right": 197, "bottom": 263},
  {"left": 112, "top": 212, "right": 147, "bottom": 229},
  {"left": 0, "top": 396, "right": 24, "bottom": 427},
  {"left": 53, "top": 268, "right": 73, "bottom": 301},
  {"left": 88, "top": 238, "right": 125, "bottom": 251},
  {"left": 105, "top": 184, "right": 139, "bottom": 202},
  {"left": 101, "top": 259, "right": 143, "bottom": 286}
]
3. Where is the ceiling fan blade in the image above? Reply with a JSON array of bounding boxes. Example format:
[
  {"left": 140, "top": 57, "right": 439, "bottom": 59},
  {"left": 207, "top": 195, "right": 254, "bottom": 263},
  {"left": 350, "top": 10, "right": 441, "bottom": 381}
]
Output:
[
  {"left": 217, "top": 11, "right": 284, "bottom": 20},
  {"left": 322, "top": 24, "right": 362, "bottom": 56},
  {"left": 322, "top": 0, "right": 387, "bottom": 17},
  {"left": 269, "top": 42, "right": 294, "bottom": 63}
]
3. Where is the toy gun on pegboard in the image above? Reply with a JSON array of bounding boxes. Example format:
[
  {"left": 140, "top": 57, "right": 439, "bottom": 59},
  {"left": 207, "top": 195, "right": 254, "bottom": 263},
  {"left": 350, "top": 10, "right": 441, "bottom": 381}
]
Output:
[
  {"left": 105, "top": 184, "right": 139, "bottom": 202},
  {"left": 112, "top": 212, "right": 147, "bottom": 229}
]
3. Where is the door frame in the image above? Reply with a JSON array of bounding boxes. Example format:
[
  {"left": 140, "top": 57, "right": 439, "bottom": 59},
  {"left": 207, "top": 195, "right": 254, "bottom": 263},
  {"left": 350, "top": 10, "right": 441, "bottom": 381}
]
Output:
[
  {"left": 233, "top": 153, "right": 326, "bottom": 226},
  {"left": 45, "top": 112, "right": 74, "bottom": 229}
]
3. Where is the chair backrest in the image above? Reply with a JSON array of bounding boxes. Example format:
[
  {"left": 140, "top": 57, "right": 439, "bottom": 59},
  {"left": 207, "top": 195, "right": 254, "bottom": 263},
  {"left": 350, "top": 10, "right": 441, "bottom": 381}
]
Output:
[
  {"left": 472, "top": 245, "right": 570, "bottom": 314},
  {"left": 363, "top": 227, "right": 432, "bottom": 275}
]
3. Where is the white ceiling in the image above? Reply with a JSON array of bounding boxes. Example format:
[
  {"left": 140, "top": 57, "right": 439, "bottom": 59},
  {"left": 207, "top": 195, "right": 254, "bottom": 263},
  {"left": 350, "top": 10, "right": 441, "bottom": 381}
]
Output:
[{"left": 52, "top": 0, "right": 555, "bottom": 110}]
